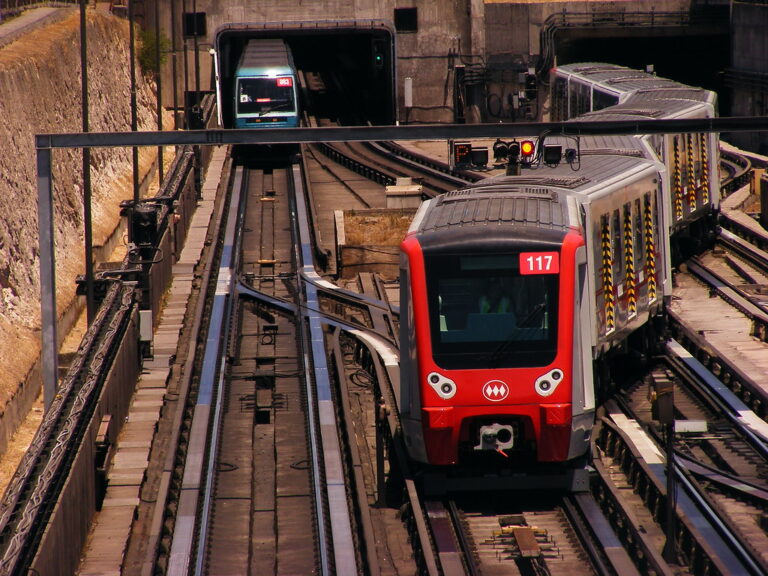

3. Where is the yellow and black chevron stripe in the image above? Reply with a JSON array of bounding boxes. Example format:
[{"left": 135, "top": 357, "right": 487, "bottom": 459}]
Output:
[
  {"left": 673, "top": 136, "right": 683, "bottom": 221},
  {"left": 700, "top": 133, "right": 709, "bottom": 205},
  {"left": 687, "top": 133, "right": 696, "bottom": 211},
  {"left": 644, "top": 194, "right": 657, "bottom": 302},
  {"left": 601, "top": 218, "right": 615, "bottom": 333},
  {"left": 624, "top": 207, "right": 637, "bottom": 316}
]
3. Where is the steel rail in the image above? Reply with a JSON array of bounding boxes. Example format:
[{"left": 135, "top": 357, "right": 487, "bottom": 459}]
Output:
[
  {"left": 375, "top": 140, "right": 484, "bottom": 184},
  {"left": 608, "top": 360, "right": 767, "bottom": 576},
  {"left": 665, "top": 339, "right": 768, "bottom": 456},
  {"left": 563, "top": 493, "right": 643, "bottom": 576},
  {"left": 289, "top": 162, "right": 357, "bottom": 574},
  {"left": 423, "top": 500, "right": 466, "bottom": 576},
  {"left": 666, "top": 311, "right": 768, "bottom": 422},
  {"left": 141, "top": 151, "right": 233, "bottom": 575},
  {"left": 686, "top": 258, "right": 768, "bottom": 328},
  {"left": 590, "top": 436, "right": 680, "bottom": 576},
  {"left": 671, "top": 458, "right": 766, "bottom": 576},
  {"left": 676, "top": 453, "right": 768, "bottom": 506},
  {"left": 166, "top": 165, "right": 244, "bottom": 575},
  {"left": 328, "top": 328, "right": 381, "bottom": 575},
  {"left": 718, "top": 227, "right": 768, "bottom": 282},
  {"left": 192, "top": 162, "right": 248, "bottom": 575}
]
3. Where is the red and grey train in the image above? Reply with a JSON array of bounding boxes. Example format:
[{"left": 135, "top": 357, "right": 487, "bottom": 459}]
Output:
[{"left": 398, "top": 63, "right": 719, "bottom": 487}]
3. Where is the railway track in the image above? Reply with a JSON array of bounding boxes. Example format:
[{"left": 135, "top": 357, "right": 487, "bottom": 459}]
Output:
[
  {"left": 584, "top": 190, "right": 768, "bottom": 576},
  {"left": 120, "top": 139, "right": 768, "bottom": 575},
  {"left": 598, "top": 336, "right": 768, "bottom": 575},
  {"left": 151, "top": 158, "right": 366, "bottom": 574}
]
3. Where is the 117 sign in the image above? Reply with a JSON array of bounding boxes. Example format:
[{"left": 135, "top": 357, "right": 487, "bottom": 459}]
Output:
[{"left": 520, "top": 252, "right": 559, "bottom": 275}]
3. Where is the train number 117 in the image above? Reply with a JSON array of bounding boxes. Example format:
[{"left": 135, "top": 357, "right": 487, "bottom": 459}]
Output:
[{"left": 519, "top": 252, "right": 559, "bottom": 275}]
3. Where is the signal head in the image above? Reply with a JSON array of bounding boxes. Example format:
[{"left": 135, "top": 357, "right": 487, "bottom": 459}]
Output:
[
  {"left": 492, "top": 139, "right": 509, "bottom": 161},
  {"left": 520, "top": 140, "right": 535, "bottom": 157}
]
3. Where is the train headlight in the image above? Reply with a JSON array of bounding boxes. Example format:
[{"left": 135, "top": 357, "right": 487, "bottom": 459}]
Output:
[
  {"left": 535, "top": 369, "right": 563, "bottom": 397},
  {"left": 427, "top": 372, "right": 457, "bottom": 400}
]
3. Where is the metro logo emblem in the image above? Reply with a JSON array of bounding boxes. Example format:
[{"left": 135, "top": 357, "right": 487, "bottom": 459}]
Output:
[
  {"left": 277, "top": 77, "right": 293, "bottom": 87},
  {"left": 483, "top": 380, "right": 509, "bottom": 402},
  {"left": 520, "top": 251, "right": 559, "bottom": 275}
]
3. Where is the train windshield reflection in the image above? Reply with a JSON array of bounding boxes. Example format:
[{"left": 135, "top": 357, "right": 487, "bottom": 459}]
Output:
[
  {"left": 426, "top": 253, "right": 558, "bottom": 369},
  {"left": 237, "top": 78, "right": 296, "bottom": 115}
]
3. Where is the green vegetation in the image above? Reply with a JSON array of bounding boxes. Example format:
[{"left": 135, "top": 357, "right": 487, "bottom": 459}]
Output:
[{"left": 138, "top": 27, "right": 170, "bottom": 75}]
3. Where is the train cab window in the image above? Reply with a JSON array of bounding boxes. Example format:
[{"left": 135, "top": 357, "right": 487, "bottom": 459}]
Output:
[
  {"left": 237, "top": 77, "right": 296, "bottom": 115},
  {"left": 569, "top": 81, "right": 591, "bottom": 117},
  {"left": 592, "top": 89, "right": 619, "bottom": 112},
  {"left": 425, "top": 253, "right": 559, "bottom": 369},
  {"left": 551, "top": 76, "right": 569, "bottom": 121}
]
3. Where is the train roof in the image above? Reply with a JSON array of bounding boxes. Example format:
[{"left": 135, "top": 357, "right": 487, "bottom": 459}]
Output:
[
  {"left": 413, "top": 150, "right": 660, "bottom": 236},
  {"left": 236, "top": 39, "right": 294, "bottom": 76},
  {"left": 553, "top": 62, "right": 699, "bottom": 97},
  {"left": 537, "top": 132, "right": 652, "bottom": 161},
  {"left": 513, "top": 153, "right": 658, "bottom": 195},
  {"left": 414, "top": 187, "right": 574, "bottom": 234},
  {"left": 481, "top": 151, "right": 660, "bottom": 201},
  {"left": 578, "top": 95, "right": 714, "bottom": 121}
]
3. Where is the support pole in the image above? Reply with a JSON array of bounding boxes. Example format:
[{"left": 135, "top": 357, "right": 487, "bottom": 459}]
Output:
[
  {"left": 155, "top": 0, "right": 164, "bottom": 184},
  {"left": 37, "top": 143, "right": 58, "bottom": 411},
  {"left": 80, "top": 0, "right": 95, "bottom": 324},
  {"left": 129, "top": 0, "right": 139, "bottom": 203}
]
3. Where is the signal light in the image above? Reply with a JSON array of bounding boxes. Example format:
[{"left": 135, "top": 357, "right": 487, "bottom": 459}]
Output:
[
  {"left": 493, "top": 139, "right": 509, "bottom": 163},
  {"left": 520, "top": 140, "right": 535, "bottom": 166},
  {"left": 493, "top": 138, "right": 537, "bottom": 173},
  {"left": 520, "top": 140, "right": 535, "bottom": 157}
]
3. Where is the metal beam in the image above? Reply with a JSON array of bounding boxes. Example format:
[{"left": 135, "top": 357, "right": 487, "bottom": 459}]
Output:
[
  {"left": 37, "top": 144, "right": 58, "bottom": 410},
  {"left": 34, "top": 116, "right": 768, "bottom": 150}
]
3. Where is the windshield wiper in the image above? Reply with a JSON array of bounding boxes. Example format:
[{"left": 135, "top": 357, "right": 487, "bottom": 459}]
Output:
[
  {"left": 257, "top": 102, "right": 291, "bottom": 116},
  {"left": 519, "top": 301, "right": 546, "bottom": 328},
  {"left": 487, "top": 336, "right": 516, "bottom": 368}
]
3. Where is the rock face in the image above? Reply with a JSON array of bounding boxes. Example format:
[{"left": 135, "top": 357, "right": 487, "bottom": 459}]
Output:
[{"left": 0, "top": 9, "right": 161, "bottom": 408}]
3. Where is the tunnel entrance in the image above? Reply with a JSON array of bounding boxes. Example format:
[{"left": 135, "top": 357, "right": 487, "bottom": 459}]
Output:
[{"left": 215, "top": 22, "right": 395, "bottom": 129}]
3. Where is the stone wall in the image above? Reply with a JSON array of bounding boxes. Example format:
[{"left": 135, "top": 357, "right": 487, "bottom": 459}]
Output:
[{"left": 0, "top": 8, "right": 163, "bottom": 415}]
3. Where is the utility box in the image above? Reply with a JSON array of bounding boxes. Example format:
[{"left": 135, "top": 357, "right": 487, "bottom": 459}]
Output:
[{"left": 386, "top": 177, "right": 423, "bottom": 209}]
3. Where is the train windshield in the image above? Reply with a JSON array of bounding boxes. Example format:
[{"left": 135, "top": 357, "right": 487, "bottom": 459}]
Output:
[
  {"left": 237, "top": 77, "right": 296, "bottom": 115},
  {"left": 426, "top": 253, "right": 559, "bottom": 369}
]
